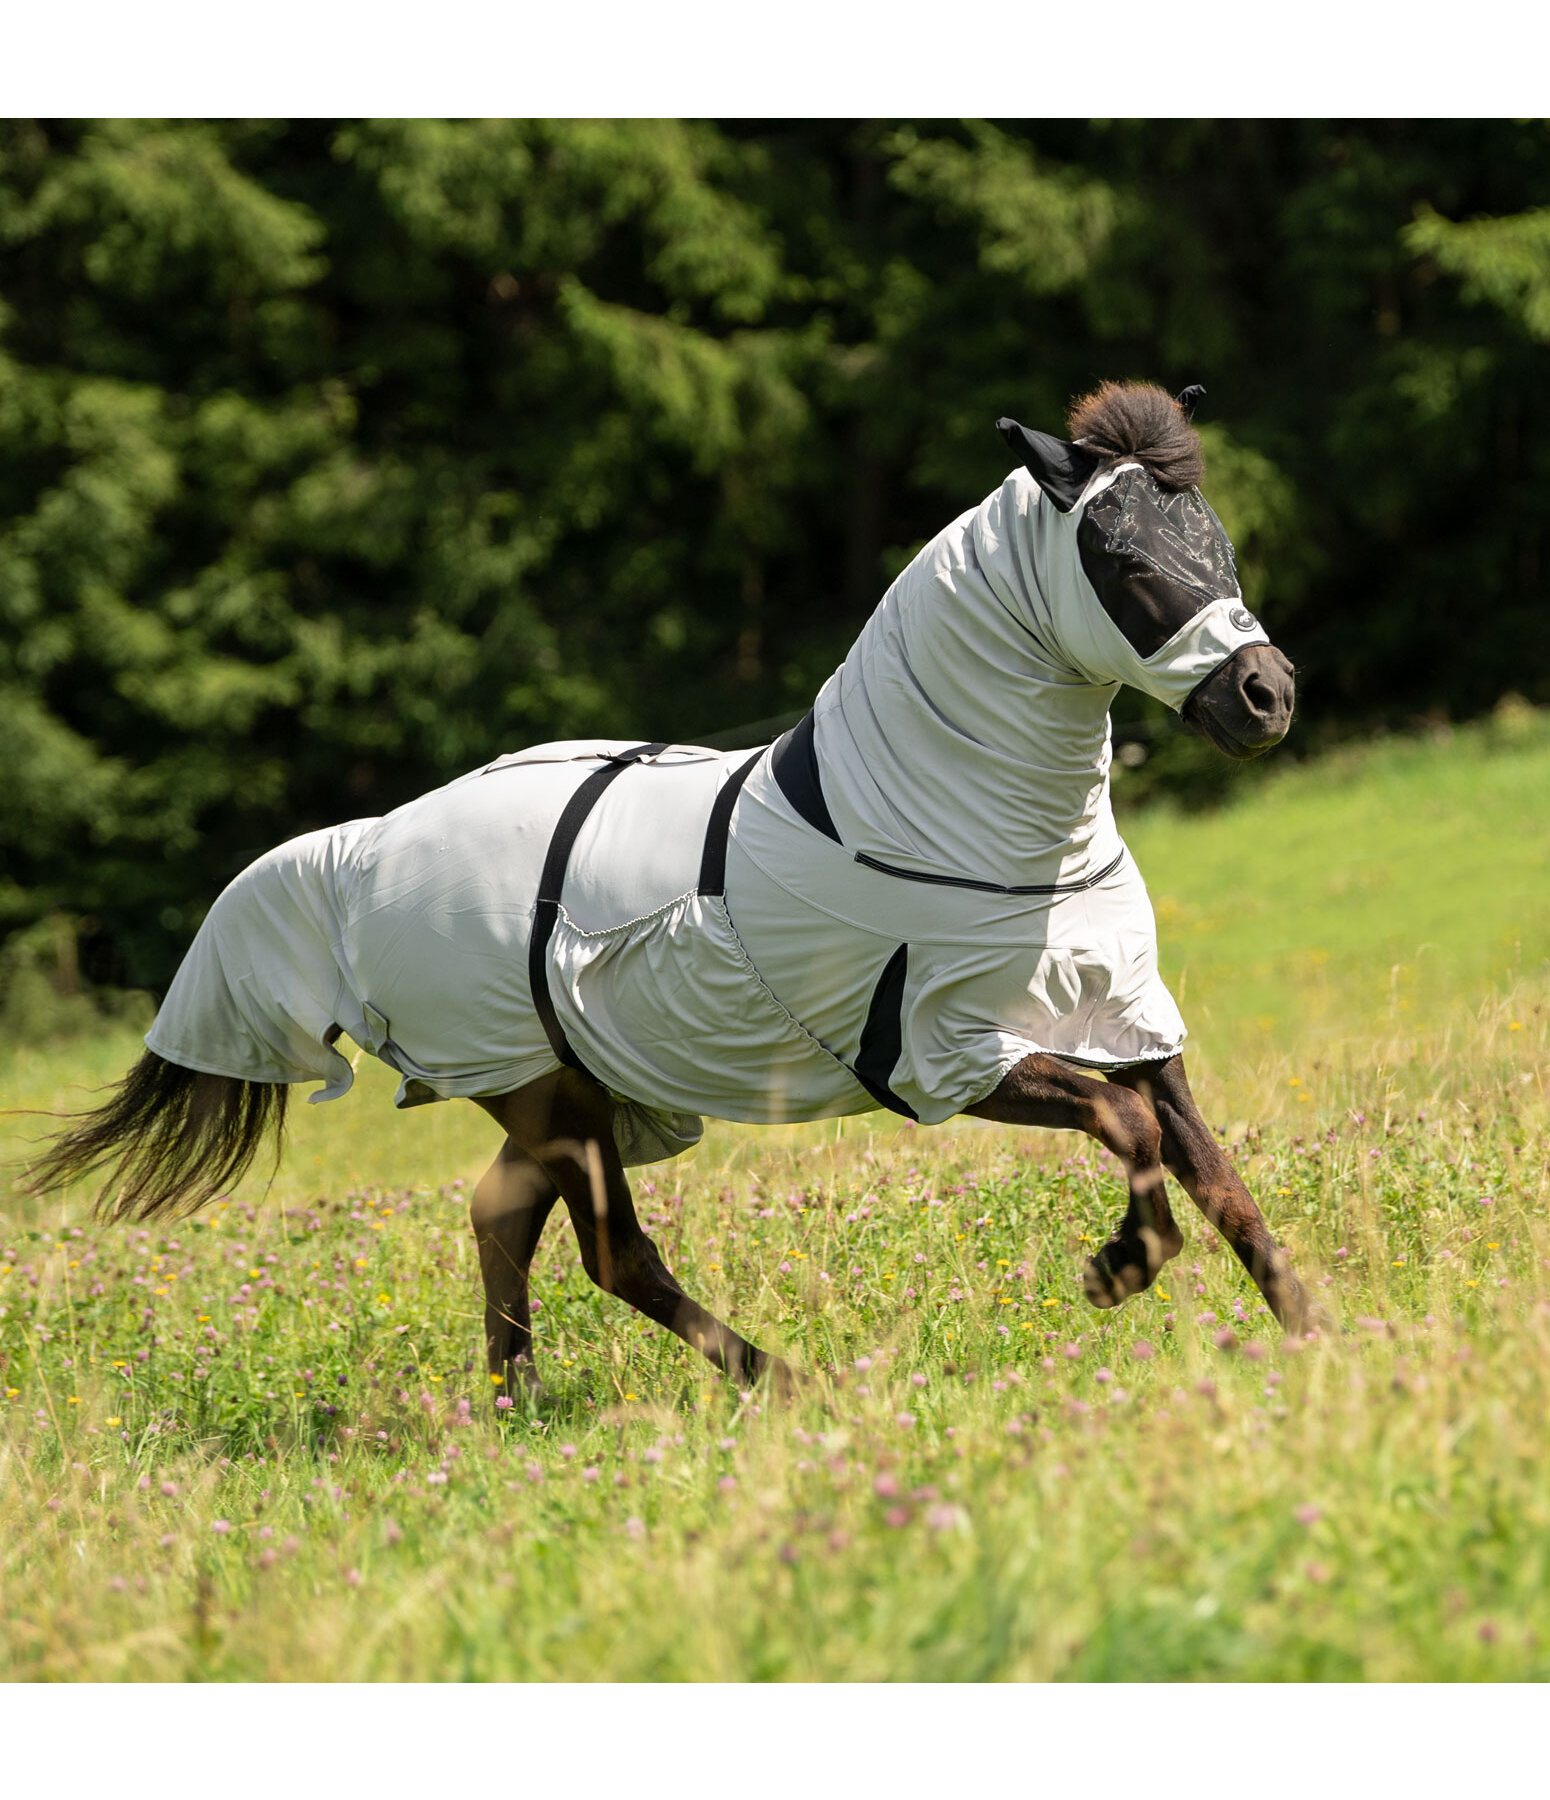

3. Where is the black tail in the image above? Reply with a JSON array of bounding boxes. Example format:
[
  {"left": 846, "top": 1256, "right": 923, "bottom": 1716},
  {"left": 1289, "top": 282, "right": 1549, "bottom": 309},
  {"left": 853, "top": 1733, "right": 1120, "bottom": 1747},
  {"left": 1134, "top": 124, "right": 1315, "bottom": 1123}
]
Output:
[{"left": 25, "top": 1050, "right": 288, "bottom": 1221}]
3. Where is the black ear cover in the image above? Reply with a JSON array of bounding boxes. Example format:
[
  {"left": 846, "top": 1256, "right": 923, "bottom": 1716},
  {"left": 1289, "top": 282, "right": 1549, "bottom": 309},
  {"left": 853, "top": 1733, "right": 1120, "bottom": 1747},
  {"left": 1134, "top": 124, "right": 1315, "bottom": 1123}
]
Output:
[
  {"left": 996, "top": 417, "right": 1104, "bottom": 513},
  {"left": 1174, "top": 384, "right": 1206, "bottom": 420}
]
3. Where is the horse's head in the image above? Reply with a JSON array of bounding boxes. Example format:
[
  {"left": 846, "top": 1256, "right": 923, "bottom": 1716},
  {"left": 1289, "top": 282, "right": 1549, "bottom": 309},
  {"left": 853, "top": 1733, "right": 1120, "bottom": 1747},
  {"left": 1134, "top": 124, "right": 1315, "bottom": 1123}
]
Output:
[{"left": 998, "top": 382, "right": 1294, "bottom": 760}]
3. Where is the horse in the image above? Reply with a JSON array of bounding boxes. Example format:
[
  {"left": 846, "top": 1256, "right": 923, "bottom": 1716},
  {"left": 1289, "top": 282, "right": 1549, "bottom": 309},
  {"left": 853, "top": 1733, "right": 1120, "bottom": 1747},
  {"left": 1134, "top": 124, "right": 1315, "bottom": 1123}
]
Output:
[{"left": 29, "top": 379, "right": 1310, "bottom": 1400}]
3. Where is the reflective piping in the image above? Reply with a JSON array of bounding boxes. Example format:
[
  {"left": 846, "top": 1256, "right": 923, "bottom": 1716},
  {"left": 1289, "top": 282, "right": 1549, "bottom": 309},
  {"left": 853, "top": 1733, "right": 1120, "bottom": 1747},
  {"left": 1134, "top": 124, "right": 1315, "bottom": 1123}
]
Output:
[{"left": 853, "top": 847, "right": 1125, "bottom": 897}]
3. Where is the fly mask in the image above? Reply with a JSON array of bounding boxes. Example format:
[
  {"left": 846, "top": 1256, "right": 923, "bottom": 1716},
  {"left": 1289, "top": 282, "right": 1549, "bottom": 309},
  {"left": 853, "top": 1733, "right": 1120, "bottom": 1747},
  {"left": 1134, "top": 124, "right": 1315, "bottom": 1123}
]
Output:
[{"left": 997, "top": 390, "right": 1294, "bottom": 758}]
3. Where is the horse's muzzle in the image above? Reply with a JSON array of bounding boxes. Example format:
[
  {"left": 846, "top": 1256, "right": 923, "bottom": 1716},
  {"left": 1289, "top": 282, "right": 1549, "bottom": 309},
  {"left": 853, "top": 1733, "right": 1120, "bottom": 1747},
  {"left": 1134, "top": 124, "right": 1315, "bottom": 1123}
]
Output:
[{"left": 1182, "top": 643, "right": 1295, "bottom": 760}]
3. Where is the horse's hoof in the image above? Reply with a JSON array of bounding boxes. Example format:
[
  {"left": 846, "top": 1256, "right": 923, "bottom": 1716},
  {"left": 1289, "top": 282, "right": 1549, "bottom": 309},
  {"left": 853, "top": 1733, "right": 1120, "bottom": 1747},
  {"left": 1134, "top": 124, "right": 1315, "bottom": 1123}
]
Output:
[
  {"left": 495, "top": 1359, "right": 551, "bottom": 1410},
  {"left": 759, "top": 1356, "right": 801, "bottom": 1403}
]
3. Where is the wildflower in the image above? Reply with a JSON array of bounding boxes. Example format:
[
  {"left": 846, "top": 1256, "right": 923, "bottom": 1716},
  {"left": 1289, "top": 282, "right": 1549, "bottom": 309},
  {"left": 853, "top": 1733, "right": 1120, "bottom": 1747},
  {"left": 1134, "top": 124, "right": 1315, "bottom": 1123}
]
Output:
[
  {"left": 895, "top": 1412, "right": 916, "bottom": 1428},
  {"left": 495, "top": 1395, "right": 514, "bottom": 1411},
  {"left": 344, "top": 1568, "right": 362, "bottom": 1588},
  {"left": 1062, "top": 1342, "right": 1082, "bottom": 1360},
  {"left": 160, "top": 1481, "right": 178, "bottom": 1497},
  {"left": 106, "top": 1417, "right": 121, "bottom": 1427},
  {"left": 873, "top": 1472, "right": 899, "bottom": 1498},
  {"left": 1212, "top": 1327, "right": 1238, "bottom": 1351},
  {"left": 583, "top": 1466, "right": 600, "bottom": 1483},
  {"left": 1130, "top": 1340, "right": 1156, "bottom": 1362},
  {"left": 1295, "top": 1504, "right": 1322, "bottom": 1526},
  {"left": 1094, "top": 1367, "right": 1112, "bottom": 1385},
  {"left": 212, "top": 1519, "right": 231, "bottom": 1535},
  {"left": 718, "top": 1475, "right": 737, "bottom": 1493},
  {"left": 625, "top": 1517, "right": 646, "bottom": 1539},
  {"left": 884, "top": 1506, "right": 910, "bottom": 1529}
]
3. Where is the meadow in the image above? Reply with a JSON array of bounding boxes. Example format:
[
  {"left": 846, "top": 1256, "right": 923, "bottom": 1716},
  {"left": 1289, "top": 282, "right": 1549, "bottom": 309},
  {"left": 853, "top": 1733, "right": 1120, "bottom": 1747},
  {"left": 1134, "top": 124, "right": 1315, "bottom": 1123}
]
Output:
[{"left": 2, "top": 707, "right": 1548, "bottom": 1681}]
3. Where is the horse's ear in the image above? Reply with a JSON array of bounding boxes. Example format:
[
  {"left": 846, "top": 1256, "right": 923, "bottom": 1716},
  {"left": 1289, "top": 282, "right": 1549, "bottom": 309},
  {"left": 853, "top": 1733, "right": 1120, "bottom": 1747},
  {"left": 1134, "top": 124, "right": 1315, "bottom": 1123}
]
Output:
[
  {"left": 1174, "top": 383, "right": 1206, "bottom": 421},
  {"left": 996, "top": 418, "right": 1103, "bottom": 513}
]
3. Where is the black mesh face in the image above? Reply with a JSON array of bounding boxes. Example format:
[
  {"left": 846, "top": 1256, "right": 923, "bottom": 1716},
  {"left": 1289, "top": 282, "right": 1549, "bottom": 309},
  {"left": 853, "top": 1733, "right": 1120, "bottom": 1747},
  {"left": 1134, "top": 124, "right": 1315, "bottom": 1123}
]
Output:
[{"left": 1077, "top": 469, "right": 1241, "bottom": 657}]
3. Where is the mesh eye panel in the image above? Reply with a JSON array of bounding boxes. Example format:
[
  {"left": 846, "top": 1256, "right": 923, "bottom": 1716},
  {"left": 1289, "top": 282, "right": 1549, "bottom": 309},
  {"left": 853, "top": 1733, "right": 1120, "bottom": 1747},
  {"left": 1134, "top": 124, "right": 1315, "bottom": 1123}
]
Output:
[{"left": 1078, "top": 470, "right": 1241, "bottom": 657}]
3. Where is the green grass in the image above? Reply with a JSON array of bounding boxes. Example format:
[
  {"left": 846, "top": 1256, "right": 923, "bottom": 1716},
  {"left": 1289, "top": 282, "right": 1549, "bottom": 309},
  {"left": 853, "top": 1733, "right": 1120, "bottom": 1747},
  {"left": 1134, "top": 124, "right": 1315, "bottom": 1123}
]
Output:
[{"left": 3, "top": 712, "right": 1549, "bottom": 1680}]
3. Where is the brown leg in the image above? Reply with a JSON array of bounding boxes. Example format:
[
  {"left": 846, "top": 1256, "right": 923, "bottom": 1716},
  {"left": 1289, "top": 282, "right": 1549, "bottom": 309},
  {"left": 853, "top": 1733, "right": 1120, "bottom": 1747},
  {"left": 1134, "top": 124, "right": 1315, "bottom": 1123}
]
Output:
[
  {"left": 476, "top": 1073, "right": 795, "bottom": 1395},
  {"left": 968, "top": 1053, "right": 1182, "bottom": 1308},
  {"left": 1106, "top": 1055, "right": 1314, "bottom": 1335},
  {"left": 469, "top": 1139, "right": 559, "bottom": 1401}
]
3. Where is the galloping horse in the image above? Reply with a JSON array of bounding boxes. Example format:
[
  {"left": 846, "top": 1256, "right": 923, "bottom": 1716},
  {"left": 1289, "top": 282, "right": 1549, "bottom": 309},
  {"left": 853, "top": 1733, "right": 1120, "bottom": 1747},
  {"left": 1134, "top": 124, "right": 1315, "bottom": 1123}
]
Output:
[{"left": 32, "top": 381, "right": 1310, "bottom": 1396}]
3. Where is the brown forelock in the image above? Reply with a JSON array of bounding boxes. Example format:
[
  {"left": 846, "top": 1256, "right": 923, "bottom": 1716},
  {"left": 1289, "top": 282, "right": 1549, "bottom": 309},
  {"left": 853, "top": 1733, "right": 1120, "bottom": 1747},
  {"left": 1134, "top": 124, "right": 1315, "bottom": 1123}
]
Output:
[
  {"left": 1066, "top": 381, "right": 1205, "bottom": 491},
  {"left": 24, "top": 1049, "right": 289, "bottom": 1221}
]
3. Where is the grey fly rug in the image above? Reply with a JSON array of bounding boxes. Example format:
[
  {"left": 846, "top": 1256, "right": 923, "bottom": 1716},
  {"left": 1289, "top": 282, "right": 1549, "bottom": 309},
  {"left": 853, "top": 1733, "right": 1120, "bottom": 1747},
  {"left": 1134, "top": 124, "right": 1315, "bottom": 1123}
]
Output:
[{"left": 146, "top": 449, "right": 1266, "bottom": 1162}]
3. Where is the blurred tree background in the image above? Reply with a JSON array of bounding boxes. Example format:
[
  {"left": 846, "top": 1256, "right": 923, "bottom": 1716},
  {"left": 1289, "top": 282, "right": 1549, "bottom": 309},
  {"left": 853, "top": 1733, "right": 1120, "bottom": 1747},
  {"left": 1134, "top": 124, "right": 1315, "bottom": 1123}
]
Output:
[{"left": 2, "top": 118, "right": 1548, "bottom": 1028}]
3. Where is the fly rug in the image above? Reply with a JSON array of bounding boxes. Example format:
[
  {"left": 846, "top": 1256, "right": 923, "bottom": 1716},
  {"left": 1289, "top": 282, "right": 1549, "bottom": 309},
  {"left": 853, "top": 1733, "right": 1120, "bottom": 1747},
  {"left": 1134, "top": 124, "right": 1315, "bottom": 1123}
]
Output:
[{"left": 33, "top": 381, "right": 1314, "bottom": 1400}]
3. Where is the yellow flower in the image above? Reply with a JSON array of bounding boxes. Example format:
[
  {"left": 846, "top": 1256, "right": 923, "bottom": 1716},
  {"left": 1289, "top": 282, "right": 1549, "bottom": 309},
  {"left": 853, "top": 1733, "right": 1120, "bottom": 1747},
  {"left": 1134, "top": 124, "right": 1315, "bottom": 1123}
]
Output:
[
  {"left": 997, "top": 1258, "right": 1009, "bottom": 1266},
  {"left": 1156, "top": 1290, "right": 1171, "bottom": 1302},
  {"left": 67, "top": 1396, "right": 80, "bottom": 1405},
  {"left": 1289, "top": 1077, "right": 1302, "bottom": 1087},
  {"left": 1277, "top": 1187, "right": 1293, "bottom": 1195},
  {"left": 197, "top": 1315, "right": 210, "bottom": 1323},
  {"left": 1508, "top": 1021, "right": 1523, "bottom": 1031},
  {"left": 377, "top": 1293, "right": 392, "bottom": 1306},
  {"left": 106, "top": 1417, "right": 121, "bottom": 1427},
  {"left": 354, "top": 1258, "right": 367, "bottom": 1269},
  {"left": 1393, "top": 1259, "right": 1406, "bottom": 1266},
  {"left": 490, "top": 1374, "right": 504, "bottom": 1385},
  {"left": 997, "top": 1297, "right": 1013, "bottom": 1305},
  {"left": 249, "top": 1268, "right": 262, "bottom": 1277},
  {"left": 430, "top": 1374, "right": 443, "bottom": 1383},
  {"left": 4, "top": 1388, "right": 18, "bottom": 1398},
  {"left": 1466, "top": 1280, "right": 1479, "bottom": 1288},
  {"left": 1487, "top": 1242, "right": 1500, "bottom": 1249},
  {"left": 112, "top": 1360, "right": 128, "bottom": 1369},
  {"left": 1041, "top": 1298, "right": 1059, "bottom": 1308},
  {"left": 624, "top": 1392, "right": 638, "bottom": 1402}
]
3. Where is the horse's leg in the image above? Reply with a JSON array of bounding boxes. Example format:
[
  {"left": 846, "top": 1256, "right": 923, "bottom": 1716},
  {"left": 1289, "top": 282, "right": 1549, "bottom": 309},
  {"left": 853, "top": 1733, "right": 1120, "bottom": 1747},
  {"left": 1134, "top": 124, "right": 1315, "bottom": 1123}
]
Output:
[
  {"left": 1106, "top": 1055, "right": 1314, "bottom": 1335},
  {"left": 477, "top": 1074, "right": 794, "bottom": 1395},
  {"left": 967, "top": 1053, "right": 1182, "bottom": 1307},
  {"left": 469, "top": 1138, "right": 560, "bottom": 1402}
]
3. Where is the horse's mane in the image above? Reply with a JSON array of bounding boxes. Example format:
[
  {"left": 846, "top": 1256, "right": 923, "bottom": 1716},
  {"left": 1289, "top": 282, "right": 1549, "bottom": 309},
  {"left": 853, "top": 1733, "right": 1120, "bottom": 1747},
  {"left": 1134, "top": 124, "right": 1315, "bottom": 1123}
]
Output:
[{"left": 1067, "top": 381, "right": 1204, "bottom": 492}]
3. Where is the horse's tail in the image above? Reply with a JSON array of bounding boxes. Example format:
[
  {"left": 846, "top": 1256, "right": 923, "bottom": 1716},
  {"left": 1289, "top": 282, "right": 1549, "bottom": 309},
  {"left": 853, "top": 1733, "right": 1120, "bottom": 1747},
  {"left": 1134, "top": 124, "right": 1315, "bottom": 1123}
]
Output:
[{"left": 24, "top": 1050, "right": 288, "bottom": 1222}]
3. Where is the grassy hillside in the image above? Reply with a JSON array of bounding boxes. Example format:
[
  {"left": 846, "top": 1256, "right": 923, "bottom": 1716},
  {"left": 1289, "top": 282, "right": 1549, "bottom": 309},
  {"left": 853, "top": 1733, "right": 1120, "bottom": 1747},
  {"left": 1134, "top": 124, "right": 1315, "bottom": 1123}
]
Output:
[{"left": 2, "top": 714, "right": 1548, "bottom": 1680}]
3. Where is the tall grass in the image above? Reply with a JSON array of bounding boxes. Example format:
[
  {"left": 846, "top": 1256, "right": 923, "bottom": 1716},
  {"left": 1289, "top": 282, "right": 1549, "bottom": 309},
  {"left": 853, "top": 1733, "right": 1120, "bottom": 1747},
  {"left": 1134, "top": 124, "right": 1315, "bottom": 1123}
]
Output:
[{"left": 2, "top": 715, "right": 1547, "bottom": 1680}]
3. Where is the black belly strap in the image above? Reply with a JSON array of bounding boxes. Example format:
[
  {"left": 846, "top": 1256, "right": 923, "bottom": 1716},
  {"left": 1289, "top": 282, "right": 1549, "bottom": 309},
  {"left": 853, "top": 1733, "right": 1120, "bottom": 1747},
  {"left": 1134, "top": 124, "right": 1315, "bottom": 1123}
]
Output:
[{"left": 528, "top": 744, "right": 762, "bottom": 1078}]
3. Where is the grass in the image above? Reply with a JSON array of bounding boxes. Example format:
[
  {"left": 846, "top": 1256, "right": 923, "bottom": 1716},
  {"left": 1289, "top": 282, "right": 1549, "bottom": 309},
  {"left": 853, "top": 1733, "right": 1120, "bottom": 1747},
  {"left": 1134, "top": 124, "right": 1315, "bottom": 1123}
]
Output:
[{"left": 2, "top": 710, "right": 1548, "bottom": 1681}]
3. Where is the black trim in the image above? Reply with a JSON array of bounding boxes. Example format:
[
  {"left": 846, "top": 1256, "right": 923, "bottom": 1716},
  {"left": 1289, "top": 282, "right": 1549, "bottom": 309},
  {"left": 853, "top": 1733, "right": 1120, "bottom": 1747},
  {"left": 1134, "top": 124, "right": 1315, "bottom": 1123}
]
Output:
[
  {"left": 769, "top": 709, "right": 841, "bottom": 843},
  {"left": 528, "top": 743, "right": 666, "bottom": 1072},
  {"left": 853, "top": 847, "right": 1125, "bottom": 897},
  {"left": 696, "top": 751, "right": 762, "bottom": 897},
  {"left": 853, "top": 944, "right": 917, "bottom": 1120}
]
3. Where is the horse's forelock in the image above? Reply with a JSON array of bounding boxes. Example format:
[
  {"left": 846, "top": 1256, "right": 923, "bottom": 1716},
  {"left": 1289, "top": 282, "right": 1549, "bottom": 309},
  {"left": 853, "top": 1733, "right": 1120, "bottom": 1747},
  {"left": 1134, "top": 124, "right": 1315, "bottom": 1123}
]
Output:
[{"left": 1066, "top": 381, "right": 1204, "bottom": 492}]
